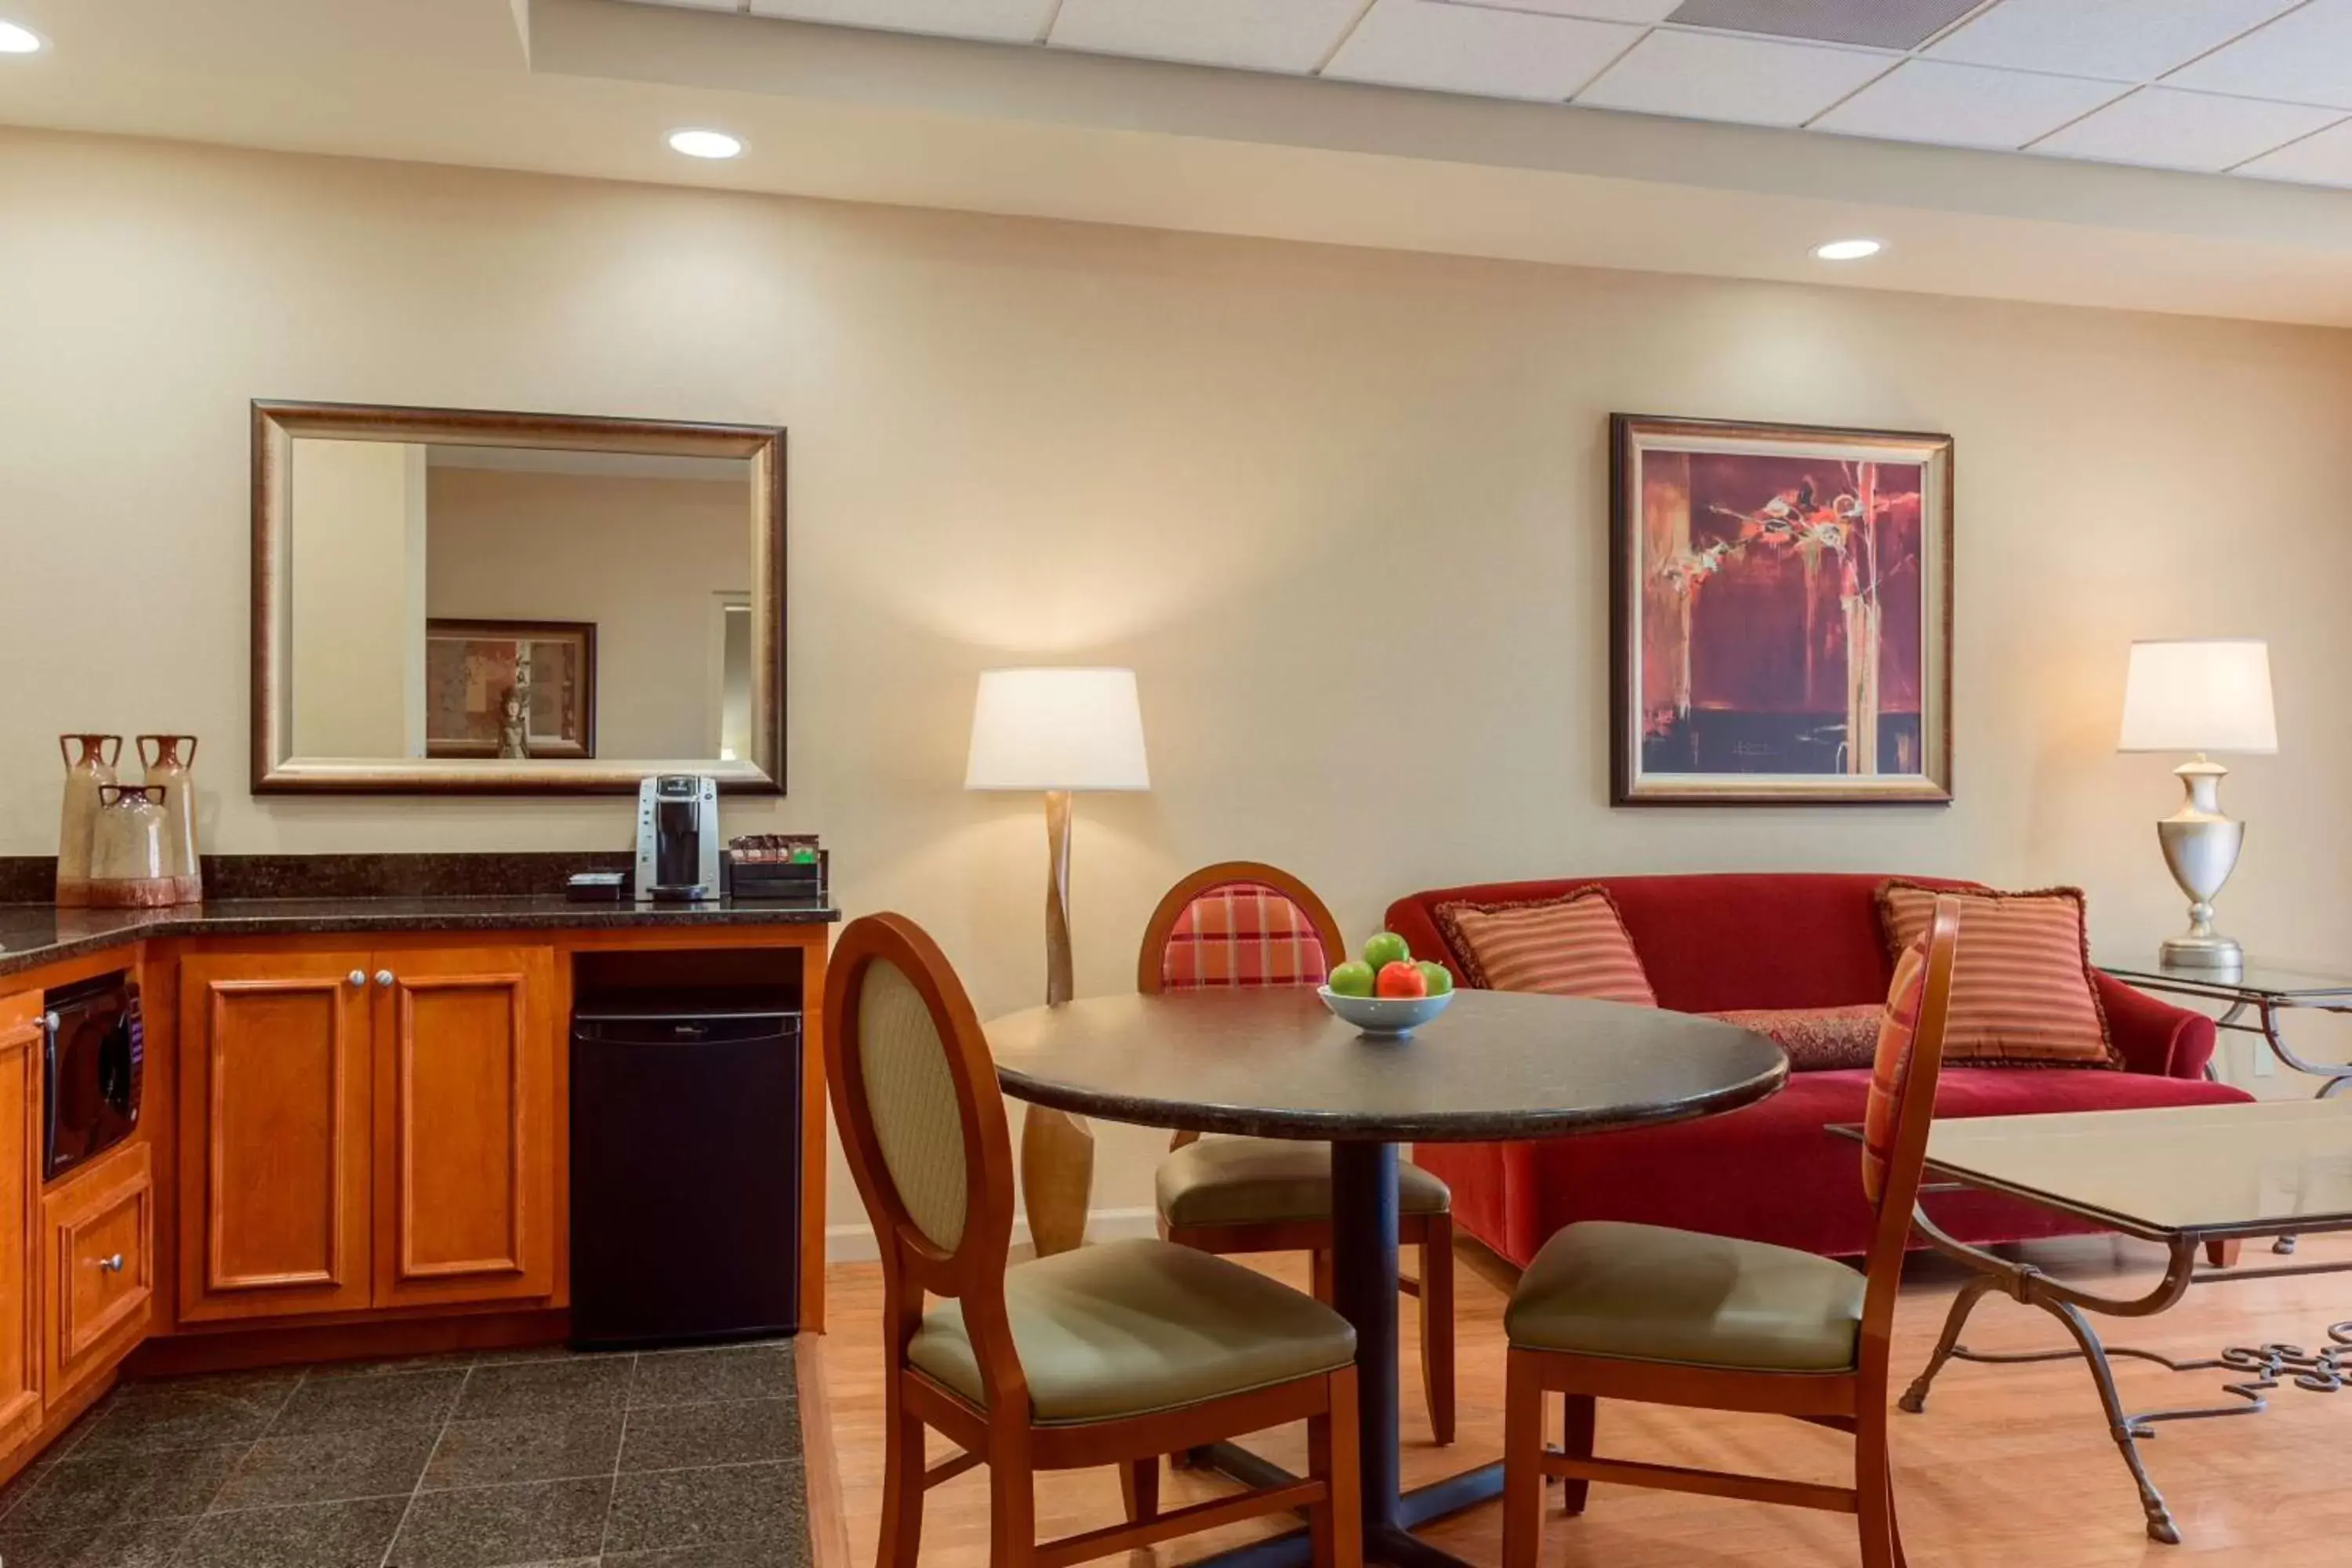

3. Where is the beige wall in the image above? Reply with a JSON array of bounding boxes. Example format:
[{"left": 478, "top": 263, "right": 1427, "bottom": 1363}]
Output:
[
  {"left": 287, "top": 437, "right": 426, "bottom": 757},
  {"left": 424, "top": 466, "right": 751, "bottom": 760},
  {"left": 6, "top": 130, "right": 2351, "bottom": 1238}
]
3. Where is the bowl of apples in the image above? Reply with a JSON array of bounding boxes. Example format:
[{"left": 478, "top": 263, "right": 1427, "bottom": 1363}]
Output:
[{"left": 1319, "top": 931, "right": 1456, "bottom": 1036}]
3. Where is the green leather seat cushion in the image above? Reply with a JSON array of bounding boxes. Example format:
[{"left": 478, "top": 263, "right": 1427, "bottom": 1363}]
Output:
[
  {"left": 1156, "top": 1137, "right": 1452, "bottom": 1229},
  {"left": 1506, "top": 1221, "right": 1864, "bottom": 1374},
  {"left": 907, "top": 1238, "right": 1357, "bottom": 1425}
]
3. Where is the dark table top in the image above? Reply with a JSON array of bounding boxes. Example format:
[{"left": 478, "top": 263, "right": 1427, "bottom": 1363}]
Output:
[
  {"left": 985, "top": 986, "right": 1788, "bottom": 1142},
  {"left": 0, "top": 895, "right": 838, "bottom": 982},
  {"left": 2100, "top": 956, "right": 2352, "bottom": 1003}
]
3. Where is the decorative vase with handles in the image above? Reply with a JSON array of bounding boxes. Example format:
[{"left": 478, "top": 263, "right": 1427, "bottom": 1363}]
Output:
[
  {"left": 87, "top": 785, "right": 179, "bottom": 908},
  {"left": 56, "top": 734, "right": 122, "bottom": 908},
  {"left": 137, "top": 734, "right": 202, "bottom": 904}
]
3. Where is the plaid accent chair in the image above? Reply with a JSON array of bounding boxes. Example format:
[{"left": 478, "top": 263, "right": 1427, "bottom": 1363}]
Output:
[
  {"left": 1155, "top": 880, "right": 1334, "bottom": 990},
  {"left": 1141, "top": 862, "right": 1458, "bottom": 1445}
]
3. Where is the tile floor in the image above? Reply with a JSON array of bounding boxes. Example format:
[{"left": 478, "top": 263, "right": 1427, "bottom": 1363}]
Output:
[{"left": 0, "top": 1339, "right": 809, "bottom": 1568}]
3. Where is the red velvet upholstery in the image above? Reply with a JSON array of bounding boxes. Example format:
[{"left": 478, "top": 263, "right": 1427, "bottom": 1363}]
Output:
[{"left": 1388, "top": 873, "right": 2242, "bottom": 1262}]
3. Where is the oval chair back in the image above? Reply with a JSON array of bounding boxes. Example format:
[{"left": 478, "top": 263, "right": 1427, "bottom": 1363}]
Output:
[
  {"left": 1857, "top": 895, "right": 1962, "bottom": 1364},
  {"left": 826, "top": 913, "right": 1028, "bottom": 1418},
  {"left": 1139, "top": 861, "right": 1345, "bottom": 1152},
  {"left": 1137, "top": 860, "right": 1345, "bottom": 995}
]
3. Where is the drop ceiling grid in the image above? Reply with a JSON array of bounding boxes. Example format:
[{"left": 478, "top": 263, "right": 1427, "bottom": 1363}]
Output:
[{"left": 627, "top": 0, "right": 2352, "bottom": 185}]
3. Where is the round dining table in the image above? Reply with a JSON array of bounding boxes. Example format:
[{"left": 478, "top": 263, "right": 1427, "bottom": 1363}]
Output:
[{"left": 985, "top": 985, "right": 1788, "bottom": 1568}]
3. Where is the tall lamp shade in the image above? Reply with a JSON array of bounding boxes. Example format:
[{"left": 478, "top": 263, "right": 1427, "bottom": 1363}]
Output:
[
  {"left": 965, "top": 668, "right": 1150, "bottom": 793},
  {"left": 2118, "top": 639, "right": 2277, "bottom": 971},
  {"left": 965, "top": 667, "right": 1149, "bottom": 1255}
]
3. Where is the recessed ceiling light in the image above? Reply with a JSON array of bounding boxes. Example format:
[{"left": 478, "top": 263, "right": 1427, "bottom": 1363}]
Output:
[
  {"left": 1812, "top": 238, "right": 1884, "bottom": 262},
  {"left": 667, "top": 129, "right": 742, "bottom": 161},
  {"left": 0, "top": 20, "right": 45, "bottom": 54}
]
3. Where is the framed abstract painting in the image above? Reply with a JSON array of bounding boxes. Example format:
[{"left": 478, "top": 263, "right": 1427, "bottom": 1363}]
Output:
[{"left": 1610, "top": 415, "right": 1953, "bottom": 805}]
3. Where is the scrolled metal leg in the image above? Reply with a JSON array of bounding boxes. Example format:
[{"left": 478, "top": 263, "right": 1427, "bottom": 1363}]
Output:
[
  {"left": 1900, "top": 1276, "right": 1996, "bottom": 1414},
  {"left": 2047, "top": 1299, "right": 2181, "bottom": 1545}
]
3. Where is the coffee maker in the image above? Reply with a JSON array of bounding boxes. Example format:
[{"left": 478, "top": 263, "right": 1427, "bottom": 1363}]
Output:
[{"left": 634, "top": 775, "right": 720, "bottom": 902}]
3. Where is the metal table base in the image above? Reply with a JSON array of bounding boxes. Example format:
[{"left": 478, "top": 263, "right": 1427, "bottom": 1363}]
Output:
[
  {"left": 1188, "top": 1143, "right": 1502, "bottom": 1567},
  {"left": 1900, "top": 1210, "right": 2352, "bottom": 1544}
]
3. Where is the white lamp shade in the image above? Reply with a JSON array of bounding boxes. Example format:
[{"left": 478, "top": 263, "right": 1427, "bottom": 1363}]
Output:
[
  {"left": 2118, "top": 639, "right": 2278, "bottom": 754},
  {"left": 965, "top": 667, "right": 1150, "bottom": 791}
]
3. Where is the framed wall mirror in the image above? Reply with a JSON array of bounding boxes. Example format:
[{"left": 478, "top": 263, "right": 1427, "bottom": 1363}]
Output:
[{"left": 252, "top": 401, "right": 785, "bottom": 793}]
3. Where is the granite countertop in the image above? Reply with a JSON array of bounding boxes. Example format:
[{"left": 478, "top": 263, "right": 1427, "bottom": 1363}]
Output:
[{"left": 0, "top": 895, "right": 839, "bottom": 982}]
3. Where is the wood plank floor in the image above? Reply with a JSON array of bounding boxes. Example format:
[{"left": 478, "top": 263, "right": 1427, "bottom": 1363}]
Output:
[{"left": 805, "top": 1232, "right": 2352, "bottom": 1566}]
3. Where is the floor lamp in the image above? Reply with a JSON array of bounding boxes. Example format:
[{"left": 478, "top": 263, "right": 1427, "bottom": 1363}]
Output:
[{"left": 965, "top": 667, "right": 1150, "bottom": 1255}]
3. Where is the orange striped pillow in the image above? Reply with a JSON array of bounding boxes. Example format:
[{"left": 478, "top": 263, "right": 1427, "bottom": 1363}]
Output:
[
  {"left": 1435, "top": 887, "right": 1657, "bottom": 1006},
  {"left": 1875, "top": 880, "right": 2117, "bottom": 1068},
  {"left": 1861, "top": 939, "right": 1929, "bottom": 1207}
]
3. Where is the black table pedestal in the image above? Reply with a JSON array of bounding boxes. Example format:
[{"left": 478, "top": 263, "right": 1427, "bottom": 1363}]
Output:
[{"left": 1194, "top": 1142, "right": 1501, "bottom": 1567}]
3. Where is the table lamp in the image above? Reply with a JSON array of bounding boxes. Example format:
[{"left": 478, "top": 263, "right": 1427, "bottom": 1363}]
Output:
[
  {"left": 966, "top": 667, "right": 1149, "bottom": 1254},
  {"left": 2118, "top": 639, "right": 2277, "bottom": 971}
]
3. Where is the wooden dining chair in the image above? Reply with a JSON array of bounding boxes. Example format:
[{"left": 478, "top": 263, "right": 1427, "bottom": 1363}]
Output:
[
  {"left": 1142, "top": 860, "right": 1458, "bottom": 1445},
  {"left": 826, "top": 911, "right": 1364, "bottom": 1568},
  {"left": 1501, "top": 896, "right": 1962, "bottom": 1568}
]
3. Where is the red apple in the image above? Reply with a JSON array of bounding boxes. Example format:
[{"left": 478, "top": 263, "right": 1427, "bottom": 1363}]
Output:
[{"left": 1375, "top": 960, "right": 1428, "bottom": 1000}]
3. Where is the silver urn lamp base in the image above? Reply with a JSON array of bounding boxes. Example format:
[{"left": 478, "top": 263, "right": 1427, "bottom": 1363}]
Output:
[{"left": 2157, "top": 754, "right": 2245, "bottom": 971}]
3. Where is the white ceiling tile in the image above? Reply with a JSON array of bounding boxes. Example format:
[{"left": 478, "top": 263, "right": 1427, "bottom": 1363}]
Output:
[
  {"left": 1929, "top": 0, "right": 2298, "bottom": 85},
  {"left": 1051, "top": 0, "right": 1370, "bottom": 74},
  {"left": 2030, "top": 86, "right": 2342, "bottom": 172},
  {"left": 1812, "top": 59, "right": 2125, "bottom": 149},
  {"left": 2234, "top": 116, "right": 2352, "bottom": 186},
  {"left": 1324, "top": 0, "right": 1644, "bottom": 102},
  {"left": 2165, "top": 0, "right": 2352, "bottom": 111},
  {"left": 1574, "top": 28, "right": 1895, "bottom": 127},
  {"left": 746, "top": 0, "right": 1058, "bottom": 45},
  {"left": 1428, "top": 0, "right": 1681, "bottom": 20}
]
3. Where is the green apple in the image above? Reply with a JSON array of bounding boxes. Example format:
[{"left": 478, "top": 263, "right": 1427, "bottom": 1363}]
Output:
[
  {"left": 1363, "top": 931, "right": 1410, "bottom": 971},
  {"left": 1328, "top": 960, "right": 1377, "bottom": 998},
  {"left": 1416, "top": 960, "right": 1454, "bottom": 996}
]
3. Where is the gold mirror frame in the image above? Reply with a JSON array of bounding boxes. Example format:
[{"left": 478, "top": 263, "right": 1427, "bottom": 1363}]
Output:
[{"left": 251, "top": 400, "right": 786, "bottom": 795}]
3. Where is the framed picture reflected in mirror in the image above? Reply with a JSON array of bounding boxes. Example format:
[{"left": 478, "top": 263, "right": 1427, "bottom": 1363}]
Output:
[{"left": 424, "top": 619, "right": 597, "bottom": 760}]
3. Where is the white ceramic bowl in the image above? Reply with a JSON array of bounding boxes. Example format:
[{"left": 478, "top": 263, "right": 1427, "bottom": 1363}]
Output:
[{"left": 1319, "top": 985, "right": 1454, "bottom": 1036}]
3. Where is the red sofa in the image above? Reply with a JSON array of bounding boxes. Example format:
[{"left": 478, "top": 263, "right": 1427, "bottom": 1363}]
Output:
[{"left": 1387, "top": 873, "right": 2252, "bottom": 1262}]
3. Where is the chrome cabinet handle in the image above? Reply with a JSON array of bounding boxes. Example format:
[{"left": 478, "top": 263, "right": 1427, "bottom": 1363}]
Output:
[
  {"left": 347, "top": 970, "right": 366, "bottom": 988},
  {"left": 374, "top": 970, "right": 394, "bottom": 988},
  {"left": 96, "top": 1254, "right": 123, "bottom": 1273}
]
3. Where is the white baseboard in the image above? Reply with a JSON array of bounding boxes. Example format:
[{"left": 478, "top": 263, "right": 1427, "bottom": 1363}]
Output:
[{"left": 826, "top": 1206, "right": 1160, "bottom": 1264}]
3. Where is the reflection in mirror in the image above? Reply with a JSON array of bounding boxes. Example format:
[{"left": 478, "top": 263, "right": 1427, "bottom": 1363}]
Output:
[{"left": 255, "top": 405, "right": 783, "bottom": 793}]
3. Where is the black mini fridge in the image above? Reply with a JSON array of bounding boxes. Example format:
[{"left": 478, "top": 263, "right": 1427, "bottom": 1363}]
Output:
[{"left": 570, "top": 988, "right": 800, "bottom": 1347}]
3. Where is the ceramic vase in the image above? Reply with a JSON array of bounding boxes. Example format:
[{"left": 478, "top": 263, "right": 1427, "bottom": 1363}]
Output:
[
  {"left": 56, "top": 734, "right": 122, "bottom": 908},
  {"left": 87, "top": 785, "right": 177, "bottom": 908},
  {"left": 137, "top": 734, "right": 203, "bottom": 904}
]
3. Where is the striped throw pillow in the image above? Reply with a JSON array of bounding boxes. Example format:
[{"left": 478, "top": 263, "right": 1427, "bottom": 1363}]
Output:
[
  {"left": 1434, "top": 887, "right": 1657, "bottom": 1006},
  {"left": 1875, "top": 880, "right": 2118, "bottom": 1068},
  {"left": 1160, "top": 884, "right": 1330, "bottom": 989},
  {"left": 1861, "top": 939, "right": 1929, "bottom": 1207}
]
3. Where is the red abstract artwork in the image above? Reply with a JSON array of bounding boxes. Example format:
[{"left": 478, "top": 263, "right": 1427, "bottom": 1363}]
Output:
[{"left": 1613, "top": 418, "right": 1951, "bottom": 804}]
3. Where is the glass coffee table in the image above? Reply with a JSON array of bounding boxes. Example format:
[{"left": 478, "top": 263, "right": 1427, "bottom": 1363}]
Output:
[{"left": 1875, "top": 1101, "right": 2352, "bottom": 1544}]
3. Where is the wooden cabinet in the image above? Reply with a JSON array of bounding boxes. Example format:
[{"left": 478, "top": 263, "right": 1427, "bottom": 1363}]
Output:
[
  {"left": 179, "top": 946, "right": 557, "bottom": 1324},
  {"left": 42, "top": 1142, "right": 152, "bottom": 1413},
  {"left": 0, "top": 995, "right": 43, "bottom": 1451},
  {"left": 372, "top": 949, "right": 556, "bottom": 1309},
  {"left": 176, "top": 952, "right": 372, "bottom": 1321}
]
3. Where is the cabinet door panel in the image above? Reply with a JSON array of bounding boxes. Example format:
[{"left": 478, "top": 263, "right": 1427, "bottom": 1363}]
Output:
[
  {"left": 178, "top": 953, "right": 372, "bottom": 1321},
  {"left": 0, "top": 1000, "right": 42, "bottom": 1451},
  {"left": 43, "top": 1141, "right": 152, "bottom": 1411},
  {"left": 374, "top": 948, "right": 556, "bottom": 1307}
]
